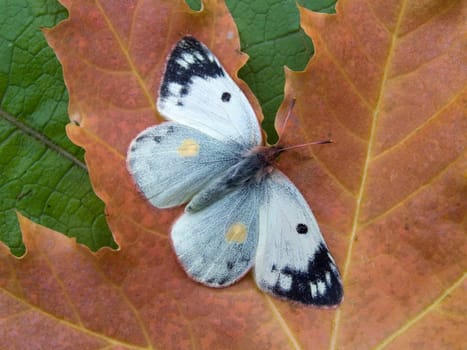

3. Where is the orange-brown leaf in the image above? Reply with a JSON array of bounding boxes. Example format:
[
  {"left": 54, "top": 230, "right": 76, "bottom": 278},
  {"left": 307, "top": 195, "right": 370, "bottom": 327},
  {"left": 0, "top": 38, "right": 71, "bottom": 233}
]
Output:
[
  {"left": 1, "top": 0, "right": 466, "bottom": 349},
  {"left": 276, "top": 0, "right": 467, "bottom": 348}
]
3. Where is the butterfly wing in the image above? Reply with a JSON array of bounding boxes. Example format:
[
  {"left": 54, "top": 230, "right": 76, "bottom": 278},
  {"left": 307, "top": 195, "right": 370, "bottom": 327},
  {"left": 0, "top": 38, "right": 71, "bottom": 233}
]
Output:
[
  {"left": 255, "top": 171, "right": 343, "bottom": 306},
  {"left": 157, "top": 36, "right": 261, "bottom": 148},
  {"left": 171, "top": 183, "right": 262, "bottom": 287},
  {"left": 127, "top": 122, "right": 240, "bottom": 208}
]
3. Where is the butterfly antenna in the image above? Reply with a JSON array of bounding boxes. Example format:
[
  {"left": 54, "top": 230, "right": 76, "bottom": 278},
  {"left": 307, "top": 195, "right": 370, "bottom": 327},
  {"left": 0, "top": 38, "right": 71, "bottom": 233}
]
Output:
[
  {"left": 277, "top": 98, "right": 333, "bottom": 151},
  {"left": 278, "top": 98, "right": 296, "bottom": 139},
  {"left": 280, "top": 139, "right": 334, "bottom": 152}
]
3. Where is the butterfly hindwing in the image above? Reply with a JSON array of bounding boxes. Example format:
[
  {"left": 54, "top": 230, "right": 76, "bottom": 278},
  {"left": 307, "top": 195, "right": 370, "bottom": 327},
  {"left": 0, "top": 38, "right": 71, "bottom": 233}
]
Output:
[
  {"left": 127, "top": 122, "right": 240, "bottom": 208},
  {"left": 157, "top": 36, "right": 261, "bottom": 147},
  {"left": 254, "top": 171, "right": 343, "bottom": 306},
  {"left": 171, "top": 183, "right": 262, "bottom": 287}
]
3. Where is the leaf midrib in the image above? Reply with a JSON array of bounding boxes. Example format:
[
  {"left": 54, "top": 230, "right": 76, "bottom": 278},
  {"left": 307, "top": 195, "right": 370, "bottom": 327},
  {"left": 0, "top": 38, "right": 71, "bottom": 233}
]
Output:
[
  {"left": 328, "top": 0, "right": 409, "bottom": 348},
  {"left": 0, "top": 108, "right": 86, "bottom": 170}
]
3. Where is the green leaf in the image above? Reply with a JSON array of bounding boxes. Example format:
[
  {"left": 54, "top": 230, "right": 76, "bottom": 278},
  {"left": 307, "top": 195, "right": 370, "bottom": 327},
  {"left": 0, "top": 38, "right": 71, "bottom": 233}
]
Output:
[
  {"left": 186, "top": 0, "right": 336, "bottom": 142},
  {"left": 0, "top": 0, "right": 115, "bottom": 256},
  {"left": 230, "top": 0, "right": 336, "bottom": 142}
]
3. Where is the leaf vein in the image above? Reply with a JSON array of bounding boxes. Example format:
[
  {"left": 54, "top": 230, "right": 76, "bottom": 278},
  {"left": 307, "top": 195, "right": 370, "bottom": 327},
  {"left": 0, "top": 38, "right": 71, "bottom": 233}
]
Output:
[
  {"left": 321, "top": 42, "right": 373, "bottom": 111},
  {"left": 94, "top": 0, "right": 158, "bottom": 121},
  {"left": 361, "top": 152, "right": 465, "bottom": 228},
  {"left": 372, "top": 86, "right": 466, "bottom": 161},
  {"left": 398, "top": 0, "right": 459, "bottom": 40},
  {"left": 0, "top": 109, "right": 86, "bottom": 170},
  {"left": 374, "top": 272, "right": 466, "bottom": 349},
  {"left": 265, "top": 296, "right": 302, "bottom": 350},
  {"left": 329, "top": 0, "right": 410, "bottom": 347}
]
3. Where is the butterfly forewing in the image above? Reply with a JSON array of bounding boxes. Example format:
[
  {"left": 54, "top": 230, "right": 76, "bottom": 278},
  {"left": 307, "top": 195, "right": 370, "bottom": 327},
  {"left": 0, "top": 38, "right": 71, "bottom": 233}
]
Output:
[
  {"left": 127, "top": 122, "right": 240, "bottom": 208},
  {"left": 157, "top": 36, "right": 261, "bottom": 148}
]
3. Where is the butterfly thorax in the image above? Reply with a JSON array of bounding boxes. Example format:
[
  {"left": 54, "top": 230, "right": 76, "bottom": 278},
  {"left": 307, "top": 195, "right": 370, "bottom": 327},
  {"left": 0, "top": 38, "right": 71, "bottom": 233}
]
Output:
[
  {"left": 245, "top": 145, "right": 284, "bottom": 175},
  {"left": 185, "top": 145, "right": 283, "bottom": 213}
]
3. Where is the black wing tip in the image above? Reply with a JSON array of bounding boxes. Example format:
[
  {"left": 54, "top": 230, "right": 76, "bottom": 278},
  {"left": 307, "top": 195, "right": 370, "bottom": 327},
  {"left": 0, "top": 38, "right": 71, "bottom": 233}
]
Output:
[
  {"left": 178, "top": 35, "right": 201, "bottom": 46},
  {"left": 159, "top": 36, "right": 224, "bottom": 101},
  {"left": 269, "top": 289, "right": 344, "bottom": 308},
  {"left": 270, "top": 271, "right": 343, "bottom": 307},
  {"left": 266, "top": 244, "right": 344, "bottom": 306}
]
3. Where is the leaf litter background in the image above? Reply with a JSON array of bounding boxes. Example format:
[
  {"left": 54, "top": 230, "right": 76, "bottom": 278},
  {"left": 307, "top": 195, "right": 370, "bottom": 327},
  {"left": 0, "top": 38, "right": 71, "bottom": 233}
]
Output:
[{"left": 1, "top": 0, "right": 466, "bottom": 349}]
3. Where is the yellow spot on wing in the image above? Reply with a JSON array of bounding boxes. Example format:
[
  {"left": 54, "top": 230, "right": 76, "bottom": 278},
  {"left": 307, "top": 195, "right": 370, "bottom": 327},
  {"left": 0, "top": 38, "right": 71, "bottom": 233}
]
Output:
[
  {"left": 225, "top": 223, "right": 248, "bottom": 243},
  {"left": 178, "top": 139, "right": 199, "bottom": 157}
]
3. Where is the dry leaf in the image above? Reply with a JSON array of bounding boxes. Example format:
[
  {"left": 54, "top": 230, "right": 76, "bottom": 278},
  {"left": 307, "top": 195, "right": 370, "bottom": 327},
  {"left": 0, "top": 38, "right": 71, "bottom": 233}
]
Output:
[{"left": 1, "top": 0, "right": 466, "bottom": 349}]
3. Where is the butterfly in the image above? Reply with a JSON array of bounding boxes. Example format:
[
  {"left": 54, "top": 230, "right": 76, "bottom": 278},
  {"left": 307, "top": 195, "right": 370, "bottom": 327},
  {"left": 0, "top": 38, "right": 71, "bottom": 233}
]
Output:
[{"left": 127, "top": 36, "right": 343, "bottom": 306}]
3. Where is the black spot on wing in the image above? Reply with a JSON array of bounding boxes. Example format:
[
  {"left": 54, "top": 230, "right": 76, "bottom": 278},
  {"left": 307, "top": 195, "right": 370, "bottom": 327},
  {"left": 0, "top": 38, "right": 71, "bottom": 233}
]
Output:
[
  {"left": 272, "top": 244, "right": 343, "bottom": 306},
  {"left": 159, "top": 36, "right": 225, "bottom": 100},
  {"left": 128, "top": 158, "right": 136, "bottom": 168},
  {"left": 206, "top": 276, "right": 229, "bottom": 286},
  {"left": 296, "top": 223, "right": 308, "bottom": 234},
  {"left": 166, "top": 125, "right": 175, "bottom": 134},
  {"left": 218, "top": 277, "right": 228, "bottom": 286},
  {"left": 221, "top": 92, "right": 231, "bottom": 102},
  {"left": 133, "top": 124, "right": 178, "bottom": 147},
  {"left": 135, "top": 134, "right": 150, "bottom": 143}
]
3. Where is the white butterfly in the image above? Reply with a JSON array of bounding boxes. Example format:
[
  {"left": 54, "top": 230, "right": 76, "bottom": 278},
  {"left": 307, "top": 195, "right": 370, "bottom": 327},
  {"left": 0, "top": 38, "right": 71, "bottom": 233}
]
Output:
[{"left": 127, "top": 36, "right": 343, "bottom": 305}]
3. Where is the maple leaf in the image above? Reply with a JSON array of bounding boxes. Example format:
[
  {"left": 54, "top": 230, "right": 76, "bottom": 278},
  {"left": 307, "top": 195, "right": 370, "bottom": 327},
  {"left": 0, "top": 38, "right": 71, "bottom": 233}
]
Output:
[
  {"left": 1, "top": 0, "right": 466, "bottom": 349},
  {"left": 0, "top": 0, "right": 115, "bottom": 256}
]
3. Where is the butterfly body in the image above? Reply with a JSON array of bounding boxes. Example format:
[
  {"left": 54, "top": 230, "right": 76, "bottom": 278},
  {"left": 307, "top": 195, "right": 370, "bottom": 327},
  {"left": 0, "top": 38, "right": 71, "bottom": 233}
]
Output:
[
  {"left": 187, "top": 145, "right": 281, "bottom": 212},
  {"left": 127, "top": 36, "right": 343, "bottom": 306}
]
